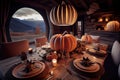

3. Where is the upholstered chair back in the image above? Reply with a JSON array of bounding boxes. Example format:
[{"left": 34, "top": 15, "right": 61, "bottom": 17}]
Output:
[
  {"left": 111, "top": 40, "right": 120, "bottom": 66},
  {"left": 0, "top": 40, "right": 29, "bottom": 59},
  {"left": 35, "top": 37, "right": 47, "bottom": 47},
  {"left": 0, "top": 70, "right": 4, "bottom": 80},
  {"left": 119, "top": 64, "right": 120, "bottom": 79}
]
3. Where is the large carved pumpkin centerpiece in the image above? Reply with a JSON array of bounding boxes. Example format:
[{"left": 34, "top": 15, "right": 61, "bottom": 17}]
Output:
[{"left": 50, "top": 31, "right": 77, "bottom": 58}]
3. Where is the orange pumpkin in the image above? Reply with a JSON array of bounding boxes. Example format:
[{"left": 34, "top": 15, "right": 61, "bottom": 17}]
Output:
[
  {"left": 81, "top": 33, "right": 92, "bottom": 43},
  {"left": 46, "top": 53, "right": 58, "bottom": 61},
  {"left": 105, "top": 21, "right": 120, "bottom": 32},
  {"left": 50, "top": 31, "right": 77, "bottom": 53}
]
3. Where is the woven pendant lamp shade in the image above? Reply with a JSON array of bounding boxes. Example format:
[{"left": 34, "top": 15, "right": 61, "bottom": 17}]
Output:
[{"left": 50, "top": 1, "right": 78, "bottom": 26}]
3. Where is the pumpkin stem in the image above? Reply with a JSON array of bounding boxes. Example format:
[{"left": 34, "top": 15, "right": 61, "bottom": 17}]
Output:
[
  {"left": 85, "top": 33, "right": 88, "bottom": 35},
  {"left": 62, "top": 31, "right": 68, "bottom": 36},
  {"left": 61, "top": 1, "right": 65, "bottom": 5},
  {"left": 66, "top": 52, "right": 70, "bottom": 58}
]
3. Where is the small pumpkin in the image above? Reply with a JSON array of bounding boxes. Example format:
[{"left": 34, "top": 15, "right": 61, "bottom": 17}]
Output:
[
  {"left": 105, "top": 21, "right": 120, "bottom": 32},
  {"left": 50, "top": 31, "right": 77, "bottom": 58},
  {"left": 46, "top": 53, "right": 58, "bottom": 61},
  {"left": 81, "top": 33, "right": 92, "bottom": 43}
]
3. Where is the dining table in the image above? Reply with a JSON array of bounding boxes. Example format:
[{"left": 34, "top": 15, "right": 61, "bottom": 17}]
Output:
[{"left": 0, "top": 41, "right": 108, "bottom": 80}]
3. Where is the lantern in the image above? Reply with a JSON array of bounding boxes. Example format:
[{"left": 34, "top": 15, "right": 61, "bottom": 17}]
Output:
[
  {"left": 105, "top": 21, "right": 120, "bottom": 32},
  {"left": 50, "top": 1, "right": 78, "bottom": 26}
]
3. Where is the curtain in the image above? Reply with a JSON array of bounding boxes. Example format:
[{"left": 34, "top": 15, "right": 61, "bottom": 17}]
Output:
[{"left": 0, "top": 0, "right": 11, "bottom": 43}]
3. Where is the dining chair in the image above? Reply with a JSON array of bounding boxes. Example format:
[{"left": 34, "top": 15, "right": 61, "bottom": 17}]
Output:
[
  {"left": 111, "top": 40, "right": 120, "bottom": 66},
  {"left": 0, "top": 39, "right": 29, "bottom": 59},
  {"left": 0, "top": 70, "right": 4, "bottom": 80},
  {"left": 35, "top": 37, "right": 48, "bottom": 47},
  {"left": 119, "top": 64, "right": 120, "bottom": 79},
  {"left": 102, "top": 40, "right": 120, "bottom": 80},
  {"left": 111, "top": 40, "right": 120, "bottom": 80}
]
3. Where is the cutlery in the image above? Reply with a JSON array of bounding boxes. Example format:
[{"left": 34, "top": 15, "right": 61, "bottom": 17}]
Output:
[
  {"left": 66, "top": 68, "right": 72, "bottom": 75},
  {"left": 46, "top": 75, "right": 53, "bottom": 80}
]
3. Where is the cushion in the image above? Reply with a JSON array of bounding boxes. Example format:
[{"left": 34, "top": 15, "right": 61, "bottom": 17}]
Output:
[
  {"left": 111, "top": 40, "right": 120, "bottom": 66},
  {"left": 90, "top": 35, "right": 100, "bottom": 43}
]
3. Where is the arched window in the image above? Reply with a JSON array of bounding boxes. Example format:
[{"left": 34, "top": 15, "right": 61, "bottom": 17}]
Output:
[{"left": 9, "top": 7, "right": 46, "bottom": 43}]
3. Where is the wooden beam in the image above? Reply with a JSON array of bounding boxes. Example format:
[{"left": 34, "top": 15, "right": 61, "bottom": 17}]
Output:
[
  {"left": 78, "top": 0, "right": 88, "bottom": 9},
  {"left": 68, "top": 0, "right": 78, "bottom": 10},
  {"left": 50, "top": 0, "right": 59, "bottom": 6},
  {"left": 15, "top": 0, "right": 51, "bottom": 10}
]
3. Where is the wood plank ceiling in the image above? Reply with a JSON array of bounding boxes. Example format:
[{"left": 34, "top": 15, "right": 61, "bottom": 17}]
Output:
[{"left": 15, "top": 0, "right": 119, "bottom": 16}]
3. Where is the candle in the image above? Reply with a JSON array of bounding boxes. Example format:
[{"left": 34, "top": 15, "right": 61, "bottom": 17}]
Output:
[
  {"left": 85, "top": 47, "right": 89, "bottom": 51},
  {"left": 93, "top": 56, "right": 97, "bottom": 62},
  {"left": 54, "top": 51, "right": 57, "bottom": 54},
  {"left": 50, "top": 70, "right": 54, "bottom": 75},
  {"left": 52, "top": 59, "right": 57, "bottom": 67},
  {"left": 29, "top": 48, "right": 32, "bottom": 51},
  {"left": 28, "top": 48, "right": 33, "bottom": 54}
]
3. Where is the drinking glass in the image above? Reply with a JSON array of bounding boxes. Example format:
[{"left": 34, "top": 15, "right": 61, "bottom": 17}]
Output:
[{"left": 20, "top": 52, "right": 27, "bottom": 64}]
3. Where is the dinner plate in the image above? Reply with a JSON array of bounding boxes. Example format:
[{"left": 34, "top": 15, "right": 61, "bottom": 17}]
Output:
[
  {"left": 12, "top": 62, "right": 45, "bottom": 78},
  {"left": 73, "top": 59, "right": 100, "bottom": 73},
  {"left": 88, "top": 49, "right": 107, "bottom": 56},
  {"left": 88, "top": 49, "right": 96, "bottom": 53}
]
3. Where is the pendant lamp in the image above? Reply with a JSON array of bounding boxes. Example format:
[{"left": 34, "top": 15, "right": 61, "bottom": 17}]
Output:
[{"left": 50, "top": 1, "right": 78, "bottom": 26}]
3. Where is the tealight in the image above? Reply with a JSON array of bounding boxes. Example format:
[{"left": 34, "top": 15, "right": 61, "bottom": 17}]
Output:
[
  {"left": 93, "top": 56, "right": 97, "bottom": 62},
  {"left": 50, "top": 70, "right": 54, "bottom": 75},
  {"left": 54, "top": 51, "right": 57, "bottom": 53},
  {"left": 52, "top": 59, "right": 57, "bottom": 67}
]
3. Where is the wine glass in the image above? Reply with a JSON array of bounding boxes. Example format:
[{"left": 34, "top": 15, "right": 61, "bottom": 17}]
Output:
[{"left": 20, "top": 52, "right": 27, "bottom": 64}]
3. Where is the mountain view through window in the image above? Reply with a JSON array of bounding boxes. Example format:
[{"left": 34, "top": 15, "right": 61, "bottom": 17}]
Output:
[{"left": 9, "top": 8, "right": 46, "bottom": 43}]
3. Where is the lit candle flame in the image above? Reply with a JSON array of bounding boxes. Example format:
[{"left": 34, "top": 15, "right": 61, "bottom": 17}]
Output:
[{"left": 52, "top": 59, "right": 57, "bottom": 67}]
